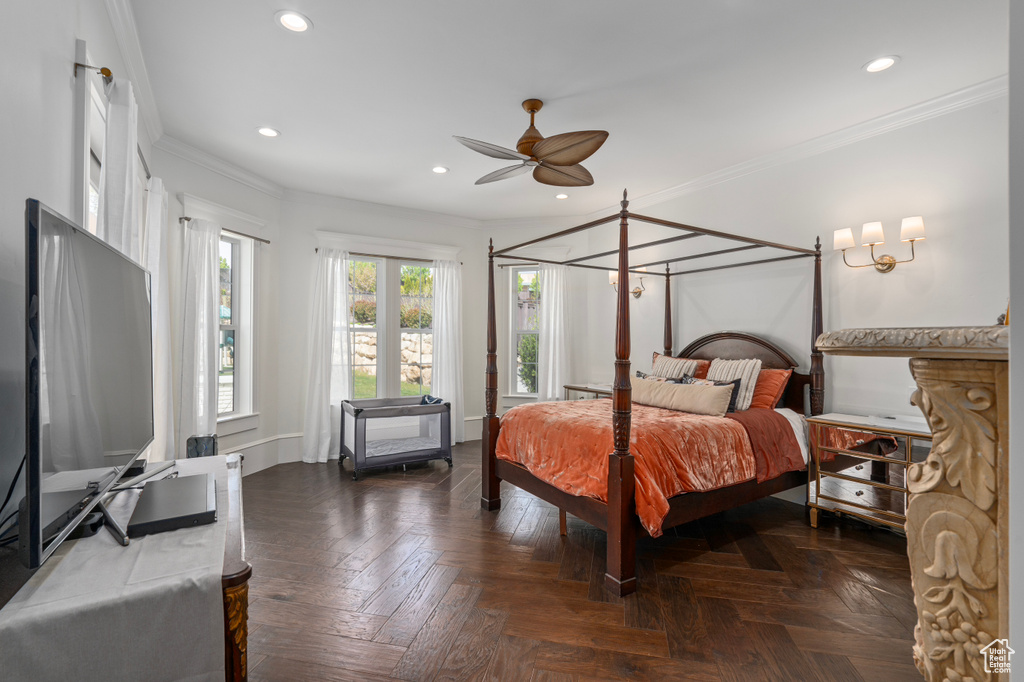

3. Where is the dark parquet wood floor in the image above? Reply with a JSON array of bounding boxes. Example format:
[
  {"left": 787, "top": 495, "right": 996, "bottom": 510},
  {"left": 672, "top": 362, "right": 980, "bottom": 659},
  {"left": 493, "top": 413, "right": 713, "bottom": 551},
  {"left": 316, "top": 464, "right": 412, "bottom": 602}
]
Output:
[{"left": 241, "top": 441, "right": 920, "bottom": 681}]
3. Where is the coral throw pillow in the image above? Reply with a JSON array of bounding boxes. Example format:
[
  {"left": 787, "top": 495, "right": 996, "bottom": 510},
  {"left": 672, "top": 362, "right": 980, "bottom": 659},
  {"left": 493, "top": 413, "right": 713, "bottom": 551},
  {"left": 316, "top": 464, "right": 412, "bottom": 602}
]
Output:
[{"left": 748, "top": 369, "right": 793, "bottom": 410}]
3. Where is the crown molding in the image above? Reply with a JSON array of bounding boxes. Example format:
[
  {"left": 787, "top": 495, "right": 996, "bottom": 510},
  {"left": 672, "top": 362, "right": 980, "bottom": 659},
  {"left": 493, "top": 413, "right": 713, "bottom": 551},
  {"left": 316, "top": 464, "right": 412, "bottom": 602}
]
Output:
[
  {"left": 154, "top": 135, "right": 285, "bottom": 198},
  {"left": 103, "top": 0, "right": 163, "bottom": 146},
  {"left": 180, "top": 193, "right": 267, "bottom": 229},
  {"left": 587, "top": 75, "right": 1009, "bottom": 219},
  {"left": 480, "top": 215, "right": 586, "bottom": 232},
  {"left": 283, "top": 188, "right": 482, "bottom": 231},
  {"left": 315, "top": 230, "right": 461, "bottom": 261}
]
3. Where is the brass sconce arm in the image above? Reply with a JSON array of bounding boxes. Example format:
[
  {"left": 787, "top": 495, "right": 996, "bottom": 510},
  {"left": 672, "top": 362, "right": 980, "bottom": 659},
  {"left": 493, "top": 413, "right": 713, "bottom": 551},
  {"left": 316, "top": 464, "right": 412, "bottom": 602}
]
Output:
[
  {"left": 611, "top": 277, "right": 645, "bottom": 299},
  {"left": 842, "top": 240, "right": 918, "bottom": 274}
]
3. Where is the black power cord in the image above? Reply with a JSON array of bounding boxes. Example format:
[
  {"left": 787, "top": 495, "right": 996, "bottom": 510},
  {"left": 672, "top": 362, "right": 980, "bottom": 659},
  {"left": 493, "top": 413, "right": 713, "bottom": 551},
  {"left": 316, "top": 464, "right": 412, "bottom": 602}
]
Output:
[{"left": 0, "top": 454, "right": 26, "bottom": 519}]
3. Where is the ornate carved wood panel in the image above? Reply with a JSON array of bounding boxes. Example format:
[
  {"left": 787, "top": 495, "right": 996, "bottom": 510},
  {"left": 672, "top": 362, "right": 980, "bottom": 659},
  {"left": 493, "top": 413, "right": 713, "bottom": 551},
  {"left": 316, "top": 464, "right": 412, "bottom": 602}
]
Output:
[{"left": 817, "top": 326, "right": 1010, "bottom": 682}]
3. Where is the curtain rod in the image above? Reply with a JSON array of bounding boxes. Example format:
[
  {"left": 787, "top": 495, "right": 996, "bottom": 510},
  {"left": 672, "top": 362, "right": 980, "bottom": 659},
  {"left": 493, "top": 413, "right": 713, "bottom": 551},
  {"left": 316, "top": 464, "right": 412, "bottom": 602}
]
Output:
[
  {"left": 137, "top": 145, "right": 151, "bottom": 180},
  {"left": 179, "top": 216, "right": 271, "bottom": 245},
  {"left": 313, "top": 248, "right": 461, "bottom": 265}
]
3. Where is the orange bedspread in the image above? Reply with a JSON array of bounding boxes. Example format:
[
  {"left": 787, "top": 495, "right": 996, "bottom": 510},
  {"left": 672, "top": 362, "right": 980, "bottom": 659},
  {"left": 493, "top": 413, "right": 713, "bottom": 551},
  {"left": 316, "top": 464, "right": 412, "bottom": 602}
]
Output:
[{"left": 495, "top": 400, "right": 803, "bottom": 537}]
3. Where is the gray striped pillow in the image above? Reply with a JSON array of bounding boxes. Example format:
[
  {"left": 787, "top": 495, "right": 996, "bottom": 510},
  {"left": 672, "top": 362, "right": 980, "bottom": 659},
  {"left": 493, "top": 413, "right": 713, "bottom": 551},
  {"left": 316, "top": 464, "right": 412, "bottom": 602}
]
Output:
[
  {"left": 706, "top": 358, "right": 762, "bottom": 411},
  {"left": 651, "top": 354, "right": 698, "bottom": 379}
]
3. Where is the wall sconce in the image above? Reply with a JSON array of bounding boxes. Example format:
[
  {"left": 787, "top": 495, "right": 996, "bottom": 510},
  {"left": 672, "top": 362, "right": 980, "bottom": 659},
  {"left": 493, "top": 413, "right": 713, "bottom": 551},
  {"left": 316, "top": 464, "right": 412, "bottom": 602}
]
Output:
[
  {"left": 609, "top": 267, "right": 647, "bottom": 298},
  {"left": 834, "top": 217, "right": 925, "bottom": 273}
]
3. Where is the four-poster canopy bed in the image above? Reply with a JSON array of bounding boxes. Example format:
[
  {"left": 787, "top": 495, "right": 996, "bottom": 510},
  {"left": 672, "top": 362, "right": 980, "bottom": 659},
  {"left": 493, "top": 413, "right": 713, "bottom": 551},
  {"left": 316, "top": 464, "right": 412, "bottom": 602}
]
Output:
[{"left": 481, "top": 190, "right": 825, "bottom": 597}]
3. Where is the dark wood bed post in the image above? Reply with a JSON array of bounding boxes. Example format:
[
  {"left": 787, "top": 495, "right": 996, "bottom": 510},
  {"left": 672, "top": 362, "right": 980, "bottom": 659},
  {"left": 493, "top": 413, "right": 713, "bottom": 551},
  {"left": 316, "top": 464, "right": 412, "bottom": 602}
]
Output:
[
  {"left": 809, "top": 237, "right": 825, "bottom": 416},
  {"left": 605, "top": 190, "right": 638, "bottom": 596},
  {"left": 481, "top": 239, "right": 502, "bottom": 510},
  {"left": 663, "top": 264, "right": 672, "bottom": 356}
]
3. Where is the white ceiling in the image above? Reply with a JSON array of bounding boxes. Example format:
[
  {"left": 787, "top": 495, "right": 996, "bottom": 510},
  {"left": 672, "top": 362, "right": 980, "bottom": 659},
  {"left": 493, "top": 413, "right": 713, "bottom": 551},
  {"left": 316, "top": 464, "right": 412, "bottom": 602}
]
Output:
[{"left": 130, "top": 0, "right": 1008, "bottom": 221}]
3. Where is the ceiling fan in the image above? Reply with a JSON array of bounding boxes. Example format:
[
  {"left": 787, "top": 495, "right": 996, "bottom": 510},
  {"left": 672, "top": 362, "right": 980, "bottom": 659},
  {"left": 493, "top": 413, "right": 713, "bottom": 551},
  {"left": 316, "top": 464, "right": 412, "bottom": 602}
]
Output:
[{"left": 454, "top": 99, "right": 609, "bottom": 187}]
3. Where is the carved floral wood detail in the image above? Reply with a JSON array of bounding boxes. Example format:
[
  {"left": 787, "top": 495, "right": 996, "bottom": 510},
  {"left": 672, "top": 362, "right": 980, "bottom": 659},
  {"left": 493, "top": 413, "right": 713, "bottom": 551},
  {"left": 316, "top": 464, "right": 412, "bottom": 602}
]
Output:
[
  {"left": 816, "top": 327, "right": 1009, "bottom": 358},
  {"left": 907, "top": 359, "right": 1005, "bottom": 682},
  {"left": 224, "top": 582, "right": 249, "bottom": 680}
]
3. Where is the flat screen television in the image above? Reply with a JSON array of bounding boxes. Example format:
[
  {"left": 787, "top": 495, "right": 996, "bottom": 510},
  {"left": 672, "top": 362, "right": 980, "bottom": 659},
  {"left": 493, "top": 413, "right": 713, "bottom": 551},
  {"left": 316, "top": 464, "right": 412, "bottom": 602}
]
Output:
[{"left": 18, "top": 199, "right": 154, "bottom": 568}]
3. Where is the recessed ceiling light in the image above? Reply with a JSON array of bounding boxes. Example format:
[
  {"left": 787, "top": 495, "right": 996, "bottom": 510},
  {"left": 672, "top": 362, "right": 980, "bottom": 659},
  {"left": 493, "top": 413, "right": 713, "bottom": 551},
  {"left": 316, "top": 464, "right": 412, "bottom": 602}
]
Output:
[
  {"left": 275, "top": 10, "right": 312, "bottom": 32},
  {"left": 555, "top": 193, "right": 569, "bottom": 200},
  {"left": 432, "top": 166, "right": 449, "bottom": 174},
  {"left": 864, "top": 56, "right": 899, "bottom": 73},
  {"left": 257, "top": 127, "right": 280, "bottom": 137}
]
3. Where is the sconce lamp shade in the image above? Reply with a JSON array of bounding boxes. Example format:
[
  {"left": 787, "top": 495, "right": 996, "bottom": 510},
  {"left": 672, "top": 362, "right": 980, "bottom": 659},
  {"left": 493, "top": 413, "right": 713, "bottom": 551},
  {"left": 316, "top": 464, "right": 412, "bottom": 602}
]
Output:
[
  {"left": 860, "top": 221, "right": 885, "bottom": 246},
  {"left": 608, "top": 271, "right": 619, "bottom": 286},
  {"left": 833, "top": 228, "right": 856, "bottom": 251},
  {"left": 900, "top": 216, "right": 926, "bottom": 242}
]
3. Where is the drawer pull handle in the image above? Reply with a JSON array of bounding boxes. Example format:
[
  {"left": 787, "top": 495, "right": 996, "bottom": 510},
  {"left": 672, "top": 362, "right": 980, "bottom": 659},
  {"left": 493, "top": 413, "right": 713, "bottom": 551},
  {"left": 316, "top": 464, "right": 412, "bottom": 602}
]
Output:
[
  {"left": 855, "top": 490, "right": 865, "bottom": 497},
  {"left": 855, "top": 465, "right": 864, "bottom": 470}
]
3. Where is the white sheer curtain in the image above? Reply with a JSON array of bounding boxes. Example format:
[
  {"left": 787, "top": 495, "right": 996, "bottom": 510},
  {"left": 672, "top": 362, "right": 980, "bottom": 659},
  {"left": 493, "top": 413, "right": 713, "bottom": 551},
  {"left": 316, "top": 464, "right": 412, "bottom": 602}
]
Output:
[
  {"left": 538, "top": 264, "right": 570, "bottom": 401},
  {"left": 177, "top": 219, "right": 220, "bottom": 456},
  {"left": 96, "top": 79, "right": 140, "bottom": 262},
  {"left": 302, "top": 248, "right": 351, "bottom": 463},
  {"left": 143, "top": 178, "right": 174, "bottom": 461},
  {"left": 432, "top": 259, "right": 464, "bottom": 444}
]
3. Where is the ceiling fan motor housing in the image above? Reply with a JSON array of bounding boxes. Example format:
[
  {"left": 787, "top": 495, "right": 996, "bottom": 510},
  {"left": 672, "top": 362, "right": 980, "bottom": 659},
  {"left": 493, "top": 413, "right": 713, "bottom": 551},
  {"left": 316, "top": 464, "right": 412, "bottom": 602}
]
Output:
[
  {"left": 517, "top": 125, "right": 543, "bottom": 156},
  {"left": 516, "top": 99, "right": 545, "bottom": 156}
]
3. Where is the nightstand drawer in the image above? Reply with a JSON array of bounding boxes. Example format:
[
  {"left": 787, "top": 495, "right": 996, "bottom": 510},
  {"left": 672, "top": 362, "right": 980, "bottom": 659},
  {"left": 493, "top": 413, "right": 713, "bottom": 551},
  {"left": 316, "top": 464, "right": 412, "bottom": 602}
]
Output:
[{"left": 811, "top": 469, "right": 907, "bottom": 528}]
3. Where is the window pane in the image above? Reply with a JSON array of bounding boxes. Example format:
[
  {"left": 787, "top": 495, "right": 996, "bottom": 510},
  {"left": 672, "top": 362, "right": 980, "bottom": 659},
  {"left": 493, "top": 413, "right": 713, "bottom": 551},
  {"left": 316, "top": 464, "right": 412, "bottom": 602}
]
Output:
[
  {"left": 351, "top": 330, "right": 377, "bottom": 399},
  {"left": 219, "top": 328, "right": 235, "bottom": 414},
  {"left": 516, "top": 270, "right": 539, "bottom": 331},
  {"left": 349, "top": 260, "right": 377, "bottom": 327},
  {"left": 516, "top": 333, "right": 538, "bottom": 393},
  {"left": 400, "top": 265, "right": 433, "bottom": 330},
  {"left": 219, "top": 240, "right": 233, "bottom": 324},
  {"left": 400, "top": 331, "right": 431, "bottom": 396}
]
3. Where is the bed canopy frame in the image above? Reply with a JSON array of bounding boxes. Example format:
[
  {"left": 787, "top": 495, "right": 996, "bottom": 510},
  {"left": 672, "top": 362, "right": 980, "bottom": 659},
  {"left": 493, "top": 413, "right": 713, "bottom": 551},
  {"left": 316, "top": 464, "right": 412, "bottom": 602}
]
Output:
[{"left": 482, "top": 190, "right": 824, "bottom": 596}]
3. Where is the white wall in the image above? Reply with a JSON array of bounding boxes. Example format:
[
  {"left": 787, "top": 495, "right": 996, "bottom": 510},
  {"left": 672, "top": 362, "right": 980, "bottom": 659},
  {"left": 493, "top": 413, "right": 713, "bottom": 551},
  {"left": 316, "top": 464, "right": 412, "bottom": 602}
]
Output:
[{"left": 581, "top": 98, "right": 1008, "bottom": 419}]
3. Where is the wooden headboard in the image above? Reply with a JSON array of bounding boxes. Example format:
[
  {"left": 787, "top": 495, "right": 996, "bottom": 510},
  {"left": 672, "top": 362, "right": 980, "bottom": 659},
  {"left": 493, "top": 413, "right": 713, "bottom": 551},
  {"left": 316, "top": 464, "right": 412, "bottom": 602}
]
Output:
[{"left": 676, "top": 331, "right": 811, "bottom": 414}]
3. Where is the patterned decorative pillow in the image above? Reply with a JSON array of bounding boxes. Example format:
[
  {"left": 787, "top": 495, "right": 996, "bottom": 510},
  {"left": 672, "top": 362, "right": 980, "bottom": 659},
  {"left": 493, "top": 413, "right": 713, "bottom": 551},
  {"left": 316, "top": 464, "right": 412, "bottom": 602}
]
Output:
[
  {"left": 650, "top": 353, "right": 698, "bottom": 379},
  {"left": 678, "top": 375, "right": 741, "bottom": 413},
  {"left": 707, "top": 358, "right": 763, "bottom": 411}
]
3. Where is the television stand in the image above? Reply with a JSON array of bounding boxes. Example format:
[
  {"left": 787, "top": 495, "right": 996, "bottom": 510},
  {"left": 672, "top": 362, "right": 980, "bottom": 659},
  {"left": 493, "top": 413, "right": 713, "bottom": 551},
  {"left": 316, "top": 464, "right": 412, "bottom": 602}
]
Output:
[
  {"left": 95, "top": 497, "right": 128, "bottom": 546},
  {"left": 0, "top": 454, "right": 250, "bottom": 682}
]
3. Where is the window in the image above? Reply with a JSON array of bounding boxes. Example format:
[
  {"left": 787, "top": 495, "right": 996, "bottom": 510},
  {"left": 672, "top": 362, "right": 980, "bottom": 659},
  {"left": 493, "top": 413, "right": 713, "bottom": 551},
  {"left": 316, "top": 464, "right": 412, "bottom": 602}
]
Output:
[
  {"left": 349, "top": 258, "right": 381, "bottom": 399},
  {"left": 218, "top": 231, "right": 255, "bottom": 419},
  {"left": 511, "top": 267, "right": 540, "bottom": 395},
  {"left": 347, "top": 258, "right": 434, "bottom": 399}
]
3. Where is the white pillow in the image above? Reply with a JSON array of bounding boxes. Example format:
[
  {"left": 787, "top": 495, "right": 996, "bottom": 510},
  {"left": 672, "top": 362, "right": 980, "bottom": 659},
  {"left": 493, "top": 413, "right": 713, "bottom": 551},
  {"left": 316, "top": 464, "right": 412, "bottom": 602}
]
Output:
[{"left": 707, "top": 358, "right": 762, "bottom": 411}]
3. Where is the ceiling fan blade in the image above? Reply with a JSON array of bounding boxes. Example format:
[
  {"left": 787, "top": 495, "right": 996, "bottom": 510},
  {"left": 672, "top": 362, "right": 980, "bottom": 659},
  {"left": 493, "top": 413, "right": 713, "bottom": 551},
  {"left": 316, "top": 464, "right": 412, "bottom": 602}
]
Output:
[
  {"left": 533, "top": 163, "right": 594, "bottom": 187},
  {"left": 532, "top": 131, "right": 609, "bottom": 166},
  {"left": 453, "top": 136, "right": 530, "bottom": 161},
  {"left": 475, "top": 163, "right": 531, "bottom": 185}
]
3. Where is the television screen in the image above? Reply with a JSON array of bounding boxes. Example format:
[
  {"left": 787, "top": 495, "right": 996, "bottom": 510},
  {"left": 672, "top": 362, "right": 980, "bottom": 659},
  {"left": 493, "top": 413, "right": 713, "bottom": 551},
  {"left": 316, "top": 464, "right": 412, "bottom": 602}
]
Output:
[{"left": 20, "top": 199, "right": 153, "bottom": 568}]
